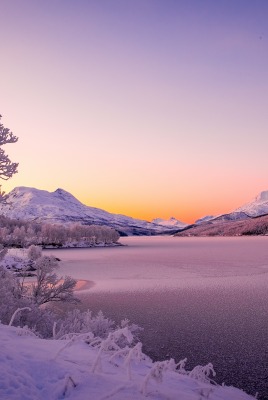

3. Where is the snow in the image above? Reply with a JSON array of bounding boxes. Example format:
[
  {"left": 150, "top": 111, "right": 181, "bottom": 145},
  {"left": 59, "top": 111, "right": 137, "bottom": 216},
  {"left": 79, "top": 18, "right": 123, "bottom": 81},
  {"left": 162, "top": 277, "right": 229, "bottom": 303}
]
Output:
[
  {"left": 193, "top": 190, "right": 268, "bottom": 225},
  {"left": 0, "top": 187, "right": 176, "bottom": 235},
  {"left": 152, "top": 217, "right": 188, "bottom": 228},
  {"left": 2, "top": 187, "right": 268, "bottom": 235},
  {"left": 0, "top": 248, "right": 30, "bottom": 272},
  {"left": 256, "top": 191, "right": 268, "bottom": 202},
  {"left": 234, "top": 190, "right": 268, "bottom": 217},
  {"left": 0, "top": 323, "right": 254, "bottom": 400},
  {"left": 195, "top": 215, "right": 214, "bottom": 224}
]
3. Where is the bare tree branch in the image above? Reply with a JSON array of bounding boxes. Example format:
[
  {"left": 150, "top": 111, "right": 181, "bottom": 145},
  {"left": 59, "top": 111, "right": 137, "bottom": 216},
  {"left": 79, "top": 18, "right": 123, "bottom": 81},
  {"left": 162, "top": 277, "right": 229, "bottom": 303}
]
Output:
[{"left": 31, "top": 255, "right": 78, "bottom": 305}]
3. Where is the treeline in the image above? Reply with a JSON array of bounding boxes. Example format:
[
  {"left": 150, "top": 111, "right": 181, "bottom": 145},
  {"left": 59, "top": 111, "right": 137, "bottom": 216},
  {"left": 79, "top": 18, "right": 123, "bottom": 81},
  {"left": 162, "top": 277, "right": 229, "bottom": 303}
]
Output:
[{"left": 0, "top": 216, "right": 120, "bottom": 247}]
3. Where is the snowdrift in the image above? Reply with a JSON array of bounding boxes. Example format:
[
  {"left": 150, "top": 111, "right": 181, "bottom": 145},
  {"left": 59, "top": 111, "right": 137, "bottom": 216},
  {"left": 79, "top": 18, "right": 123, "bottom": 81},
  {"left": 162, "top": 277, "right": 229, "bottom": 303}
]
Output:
[{"left": 0, "top": 323, "right": 254, "bottom": 400}]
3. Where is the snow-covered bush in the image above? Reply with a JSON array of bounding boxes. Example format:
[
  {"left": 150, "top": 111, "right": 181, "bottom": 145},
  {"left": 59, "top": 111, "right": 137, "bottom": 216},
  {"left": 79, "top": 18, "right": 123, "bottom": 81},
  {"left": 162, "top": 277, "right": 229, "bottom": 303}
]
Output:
[
  {"left": 0, "top": 265, "right": 24, "bottom": 323},
  {"left": 0, "top": 246, "right": 78, "bottom": 306},
  {"left": 0, "top": 262, "right": 142, "bottom": 342},
  {"left": 176, "top": 357, "right": 188, "bottom": 374},
  {"left": 54, "top": 311, "right": 143, "bottom": 346},
  {"left": 141, "top": 357, "right": 216, "bottom": 395},
  {"left": 117, "top": 318, "right": 143, "bottom": 347},
  {"left": 92, "top": 326, "right": 134, "bottom": 373},
  {"left": 0, "top": 265, "right": 55, "bottom": 337},
  {"left": 54, "top": 309, "right": 114, "bottom": 339},
  {"left": 0, "top": 247, "right": 78, "bottom": 337},
  {"left": 1, "top": 321, "right": 255, "bottom": 400},
  {"left": 141, "top": 358, "right": 183, "bottom": 395},
  {"left": 27, "top": 244, "right": 42, "bottom": 260},
  {"left": 189, "top": 362, "right": 216, "bottom": 383}
]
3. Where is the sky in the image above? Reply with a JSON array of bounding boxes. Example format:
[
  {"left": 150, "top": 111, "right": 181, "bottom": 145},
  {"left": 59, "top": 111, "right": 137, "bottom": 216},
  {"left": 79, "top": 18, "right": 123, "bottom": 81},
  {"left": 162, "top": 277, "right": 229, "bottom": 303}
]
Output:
[{"left": 0, "top": 0, "right": 268, "bottom": 223}]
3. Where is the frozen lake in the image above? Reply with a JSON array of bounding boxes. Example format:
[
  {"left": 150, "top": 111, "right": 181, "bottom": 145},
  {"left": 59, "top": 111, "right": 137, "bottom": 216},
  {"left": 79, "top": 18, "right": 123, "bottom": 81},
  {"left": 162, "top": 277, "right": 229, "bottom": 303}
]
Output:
[
  {"left": 47, "top": 236, "right": 268, "bottom": 399},
  {"left": 50, "top": 236, "right": 268, "bottom": 291}
]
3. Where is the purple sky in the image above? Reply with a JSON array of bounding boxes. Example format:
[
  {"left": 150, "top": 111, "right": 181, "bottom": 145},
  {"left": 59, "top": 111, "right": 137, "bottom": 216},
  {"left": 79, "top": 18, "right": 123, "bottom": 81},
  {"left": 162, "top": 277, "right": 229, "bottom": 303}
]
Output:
[{"left": 1, "top": 0, "right": 268, "bottom": 222}]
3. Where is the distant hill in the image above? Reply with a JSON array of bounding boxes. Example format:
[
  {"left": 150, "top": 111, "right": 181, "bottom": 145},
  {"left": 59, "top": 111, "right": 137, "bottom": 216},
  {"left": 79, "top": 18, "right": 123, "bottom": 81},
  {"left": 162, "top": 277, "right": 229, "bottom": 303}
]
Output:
[
  {"left": 0, "top": 187, "right": 176, "bottom": 236},
  {"left": 175, "top": 213, "right": 268, "bottom": 237},
  {"left": 175, "top": 190, "right": 268, "bottom": 237},
  {"left": 152, "top": 217, "right": 188, "bottom": 229},
  {"left": 194, "top": 215, "right": 214, "bottom": 224}
]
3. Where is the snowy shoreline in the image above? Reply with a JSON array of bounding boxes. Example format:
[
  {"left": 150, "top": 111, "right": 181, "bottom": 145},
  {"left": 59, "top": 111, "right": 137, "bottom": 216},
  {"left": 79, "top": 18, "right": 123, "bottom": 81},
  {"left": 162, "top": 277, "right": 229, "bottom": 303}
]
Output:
[
  {"left": 42, "top": 241, "right": 124, "bottom": 249},
  {"left": 0, "top": 323, "right": 255, "bottom": 400}
]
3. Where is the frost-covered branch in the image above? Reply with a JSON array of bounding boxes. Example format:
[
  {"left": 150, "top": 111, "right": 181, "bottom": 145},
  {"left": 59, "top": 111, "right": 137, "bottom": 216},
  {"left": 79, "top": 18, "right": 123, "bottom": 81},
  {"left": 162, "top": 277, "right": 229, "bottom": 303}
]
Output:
[
  {"left": 31, "top": 255, "right": 78, "bottom": 305},
  {"left": 124, "top": 342, "right": 144, "bottom": 380},
  {"left": 141, "top": 361, "right": 169, "bottom": 395},
  {"left": 92, "top": 327, "right": 134, "bottom": 373},
  {"left": 189, "top": 362, "right": 216, "bottom": 383},
  {"left": 9, "top": 307, "right": 31, "bottom": 326},
  {"left": 54, "top": 332, "right": 95, "bottom": 360},
  {"left": 141, "top": 357, "right": 189, "bottom": 395},
  {"left": 62, "top": 375, "right": 77, "bottom": 397}
]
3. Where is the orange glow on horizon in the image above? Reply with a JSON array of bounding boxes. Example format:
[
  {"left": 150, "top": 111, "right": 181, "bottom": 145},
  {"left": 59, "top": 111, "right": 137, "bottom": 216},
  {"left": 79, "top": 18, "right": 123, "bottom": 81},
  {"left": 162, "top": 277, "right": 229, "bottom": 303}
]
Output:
[
  {"left": 1, "top": 1, "right": 267, "bottom": 226},
  {"left": 80, "top": 192, "right": 252, "bottom": 225}
]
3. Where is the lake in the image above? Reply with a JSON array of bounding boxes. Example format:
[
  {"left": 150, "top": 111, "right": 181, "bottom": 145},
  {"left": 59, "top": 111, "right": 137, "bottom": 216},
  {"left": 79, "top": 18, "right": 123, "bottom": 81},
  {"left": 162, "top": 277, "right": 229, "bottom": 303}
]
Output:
[{"left": 47, "top": 236, "right": 268, "bottom": 399}]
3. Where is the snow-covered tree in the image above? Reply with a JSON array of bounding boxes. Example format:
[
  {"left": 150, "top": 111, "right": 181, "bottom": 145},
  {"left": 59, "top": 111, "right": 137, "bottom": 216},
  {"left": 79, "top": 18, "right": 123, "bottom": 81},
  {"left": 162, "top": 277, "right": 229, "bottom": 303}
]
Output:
[
  {"left": 27, "top": 244, "right": 42, "bottom": 260},
  {"left": 31, "top": 255, "right": 77, "bottom": 305},
  {"left": 0, "top": 216, "right": 120, "bottom": 248},
  {"left": 0, "top": 115, "right": 18, "bottom": 181},
  {"left": 0, "top": 265, "right": 55, "bottom": 336}
]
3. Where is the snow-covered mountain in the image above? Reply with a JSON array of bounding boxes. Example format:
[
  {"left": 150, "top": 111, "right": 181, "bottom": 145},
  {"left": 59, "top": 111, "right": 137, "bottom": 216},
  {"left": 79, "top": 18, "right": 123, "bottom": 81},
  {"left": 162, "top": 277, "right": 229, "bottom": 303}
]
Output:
[
  {"left": 193, "top": 190, "right": 268, "bottom": 227},
  {"left": 195, "top": 215, "right": 214, "bottom": 224},
  {"left": 175, "top": 213, "right": 268, "bottom": 237},
  {"left": 152, "top": 217, "right": 187, "bottom": 229},
  {"left": 234, "top": 190, "right": 268, "bottom": 217},
  {"left": 0, "top": 187, "right": 175, "bottom": 236},
  {"left": 175, "top": 190, "right": 268, "bottom": 237},
  {"left": 211, "top": 211, "right": 250, "bottom": 222},
  {"left": 2, "top": 187, "right": 267, "bottom": 237}
]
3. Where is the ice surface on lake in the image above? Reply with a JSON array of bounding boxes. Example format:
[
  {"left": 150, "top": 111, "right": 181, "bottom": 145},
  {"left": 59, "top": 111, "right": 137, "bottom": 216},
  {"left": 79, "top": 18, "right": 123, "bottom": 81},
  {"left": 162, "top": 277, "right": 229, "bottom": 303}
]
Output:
[
  {"left": 46, "top": 236, "right": 268, "bottom": 399},
  {"left": 48, "top": 236, "right": 268, "bottom": 292}
]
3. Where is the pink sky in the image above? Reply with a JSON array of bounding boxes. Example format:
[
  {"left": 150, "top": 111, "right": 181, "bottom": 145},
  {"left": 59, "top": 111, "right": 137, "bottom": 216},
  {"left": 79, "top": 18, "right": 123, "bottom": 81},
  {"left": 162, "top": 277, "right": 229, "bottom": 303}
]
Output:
[{"left": 1, "top": 0, "right": 268, "bottom": 223}]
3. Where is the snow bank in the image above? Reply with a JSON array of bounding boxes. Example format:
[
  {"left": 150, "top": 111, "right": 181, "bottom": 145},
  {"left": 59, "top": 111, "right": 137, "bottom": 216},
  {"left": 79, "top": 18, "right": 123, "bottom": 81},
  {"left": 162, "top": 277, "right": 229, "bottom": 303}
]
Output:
[{"left": 0, "top": 324, "right": 254, "bottom": 400}]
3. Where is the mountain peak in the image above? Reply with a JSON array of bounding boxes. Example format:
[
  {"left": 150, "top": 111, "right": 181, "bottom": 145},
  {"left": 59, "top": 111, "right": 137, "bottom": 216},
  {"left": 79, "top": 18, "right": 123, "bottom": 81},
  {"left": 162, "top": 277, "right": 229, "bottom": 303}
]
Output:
[
  {"left": 152, "top": 217, "right": 188, "bottom": 228},
  {"left": 0, "top": 186, "right": 175, "bottom": 236},
  {"left": 53, "top": 188, "right": 82, "bottom": 204},
  {"left": 54, "top": 188, "right": 69, "bottom": 195},
  {"left": 256, "top": 190, "right": 268, "bottom": 202},
  {"left": 235, "top": 190, "right": 268, "bottom": 217}
]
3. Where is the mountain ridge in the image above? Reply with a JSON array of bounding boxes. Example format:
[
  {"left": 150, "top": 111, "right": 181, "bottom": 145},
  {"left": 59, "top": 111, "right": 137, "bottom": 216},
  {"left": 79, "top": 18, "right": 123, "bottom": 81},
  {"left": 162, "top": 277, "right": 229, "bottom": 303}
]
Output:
[
  {"left": 0, "top": 187, "right": 179, "bottom": 236},
  {"left": 151, "top": 216, "right": 187, "bottom": 228},
  {"left": 175, "top": 190, "right": 268, "bottom": 237},
  {"left": 1, "top": 187, "right": 268, "bottom": 237}
]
